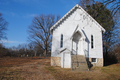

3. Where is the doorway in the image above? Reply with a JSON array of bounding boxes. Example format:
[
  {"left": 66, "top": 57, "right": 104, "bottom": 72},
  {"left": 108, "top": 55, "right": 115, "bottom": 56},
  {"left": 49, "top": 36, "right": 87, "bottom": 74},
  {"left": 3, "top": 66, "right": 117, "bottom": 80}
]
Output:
[
  {"left": 72, "top": 31, "right": 81, "bottom": 55},
  {"left": 63, "top": 52, "right": 71, "bottom": 68}
]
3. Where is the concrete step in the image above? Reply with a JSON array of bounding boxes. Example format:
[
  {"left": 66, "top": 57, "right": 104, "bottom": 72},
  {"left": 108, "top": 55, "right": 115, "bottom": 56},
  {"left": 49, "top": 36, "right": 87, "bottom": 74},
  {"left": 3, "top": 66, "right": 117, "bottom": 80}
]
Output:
[
  {"left": 72, "top": 59, "right": 86, "bottom": 62},
  {"left": 72, "top": 59, "right": 87, "bottom": 62},
  {"left": 72, "top": 63, "right": 88, "bottom": 66},
  {"left": 72, "top": 67, "right": 88, "bottom": 71},
  {"left": 72, "top": 66, "right": 88, "bottom": 69},
  {"left": 71, "top": 56, "right": 86, "bottom": 60},
  {"left": 72, "top": 59, "right": 86, "bottom": 61},
  {"left": 71, "top": 55, "right": 88, "bottom": 71},
  {"left": 71, "top": 55, "right": 84, "bottom": 58},
  {"left": 72, "top": 58, "right": 86, "bottom": 60},
  {"left": 72, "top": 63, "right": 87, "bottom": 66}
]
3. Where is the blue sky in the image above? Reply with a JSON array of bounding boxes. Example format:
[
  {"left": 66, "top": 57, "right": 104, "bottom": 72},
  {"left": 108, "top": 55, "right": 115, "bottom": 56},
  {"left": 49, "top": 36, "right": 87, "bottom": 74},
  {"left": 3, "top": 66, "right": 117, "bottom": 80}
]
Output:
[{"left": 0, "top": 0, "right": 80, "bottom": 47}]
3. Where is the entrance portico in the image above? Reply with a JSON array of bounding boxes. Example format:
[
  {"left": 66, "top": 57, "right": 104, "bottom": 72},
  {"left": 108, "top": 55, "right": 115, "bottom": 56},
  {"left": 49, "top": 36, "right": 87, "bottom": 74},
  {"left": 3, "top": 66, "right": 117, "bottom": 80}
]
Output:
[{"left": 72, "top": 30, "right": 84, "bottom": 55}]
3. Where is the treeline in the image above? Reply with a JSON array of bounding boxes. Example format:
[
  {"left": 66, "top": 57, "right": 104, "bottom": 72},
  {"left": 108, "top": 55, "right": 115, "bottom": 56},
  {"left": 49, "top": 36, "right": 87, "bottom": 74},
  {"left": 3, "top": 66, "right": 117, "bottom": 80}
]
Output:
[
  {"left": 104, "top": 43, "right": 120, "bottom": 64},
  {"left": 0, "top": 43, "right": 50, "bottom": 57}
]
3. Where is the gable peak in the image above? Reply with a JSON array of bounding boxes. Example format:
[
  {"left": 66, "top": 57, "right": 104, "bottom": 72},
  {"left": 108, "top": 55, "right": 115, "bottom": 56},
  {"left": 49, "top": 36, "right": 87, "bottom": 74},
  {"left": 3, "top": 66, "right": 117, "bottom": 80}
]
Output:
[{"left": 50, "top": 4, "right": 105, "bottom": 33}]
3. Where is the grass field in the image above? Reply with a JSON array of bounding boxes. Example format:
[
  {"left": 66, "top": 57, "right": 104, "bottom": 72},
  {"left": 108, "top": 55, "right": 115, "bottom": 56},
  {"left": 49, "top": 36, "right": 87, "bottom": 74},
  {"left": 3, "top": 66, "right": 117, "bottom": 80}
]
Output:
[{"left": 0, "top": 57, "right": 120, "bottom": 80}]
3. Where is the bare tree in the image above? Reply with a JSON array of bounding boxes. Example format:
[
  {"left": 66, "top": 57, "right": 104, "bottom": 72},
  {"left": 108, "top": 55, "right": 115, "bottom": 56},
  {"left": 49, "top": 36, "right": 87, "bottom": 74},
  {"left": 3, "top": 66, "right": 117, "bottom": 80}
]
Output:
[
  {"left": 0, "top": 43, "right": 8, "bottom": 57},
  {"left": 28, "top": 14, "right": 60, "bottom": 57},
  {"left": 0, "top": 13, "right": 8, "bottom": 40},
  {"left": 79, "top": 0, "right": 95, "bottom": 9},
  {"left": 104, "top": 0, "right": 120, "bottom": 16}
]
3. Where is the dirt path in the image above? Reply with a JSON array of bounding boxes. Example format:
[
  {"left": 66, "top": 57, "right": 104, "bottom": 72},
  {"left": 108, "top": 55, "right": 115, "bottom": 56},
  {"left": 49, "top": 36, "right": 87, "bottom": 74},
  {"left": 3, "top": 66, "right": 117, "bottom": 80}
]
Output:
[{"left": 0, "top": 57, "right": 55, "bottom": 80}]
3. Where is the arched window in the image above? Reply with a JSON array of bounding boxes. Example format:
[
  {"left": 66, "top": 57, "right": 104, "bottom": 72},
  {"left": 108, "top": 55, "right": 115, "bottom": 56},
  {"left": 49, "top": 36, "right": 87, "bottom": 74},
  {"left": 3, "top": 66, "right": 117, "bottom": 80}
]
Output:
[
  {"left": 91, "top": 35, "right": 94, "bottom": 48},
  {"left": 60, "top": 34, "right": 63, "bottom": 48}
]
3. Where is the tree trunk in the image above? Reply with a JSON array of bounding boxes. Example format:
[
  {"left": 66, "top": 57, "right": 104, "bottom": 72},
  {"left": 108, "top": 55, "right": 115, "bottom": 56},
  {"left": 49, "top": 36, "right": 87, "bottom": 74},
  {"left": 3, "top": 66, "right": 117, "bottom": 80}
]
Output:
[{"left": 43, "top": 50, "right": 46, "bottom": 57}]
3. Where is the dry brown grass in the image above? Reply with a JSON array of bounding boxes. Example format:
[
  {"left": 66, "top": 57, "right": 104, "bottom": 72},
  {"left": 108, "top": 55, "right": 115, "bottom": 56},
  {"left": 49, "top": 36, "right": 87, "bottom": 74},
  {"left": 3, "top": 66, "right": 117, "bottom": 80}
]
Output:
[
  {"left": 46, "top": 61, "right": 120, "bottom": 80},
  {"left": 0, "top": 57, "right": 54, "bottom": 80},
  {"left": 0, "top": 57, "right": 40, "bottom": 67},
  {"left": 0, "top": 57, "right": 120, "bottom": 80}
]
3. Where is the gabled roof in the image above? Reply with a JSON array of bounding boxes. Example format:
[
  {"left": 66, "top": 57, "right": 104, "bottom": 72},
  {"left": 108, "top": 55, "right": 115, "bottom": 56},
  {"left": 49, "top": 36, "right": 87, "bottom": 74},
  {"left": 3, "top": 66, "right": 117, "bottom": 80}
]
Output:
[
  {"left": 50, "top": 4, "right": 105, "bottom": 32},
  {"left": 60, "top": 48, "right": 70, "bottom": 53}
]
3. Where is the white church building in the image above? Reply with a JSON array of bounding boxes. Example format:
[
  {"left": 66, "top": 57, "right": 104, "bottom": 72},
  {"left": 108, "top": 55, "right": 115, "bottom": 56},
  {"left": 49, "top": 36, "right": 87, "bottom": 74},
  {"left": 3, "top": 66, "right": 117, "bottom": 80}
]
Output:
[{"left": 50, "top": 4, "right": 105, "bottom": 69}]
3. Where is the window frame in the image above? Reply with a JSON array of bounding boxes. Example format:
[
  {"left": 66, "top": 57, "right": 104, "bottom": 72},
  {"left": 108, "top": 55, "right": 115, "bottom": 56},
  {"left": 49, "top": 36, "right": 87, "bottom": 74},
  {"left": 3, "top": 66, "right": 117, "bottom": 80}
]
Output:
[
  {"left": 91, "top": 35, "right": 94, "bottom": 49},
  {"left": 60, "top": 34, "right": 63, "bottom": 48},
  {"left": 91, "top": 58, "right": 97, "bottom": 63}
]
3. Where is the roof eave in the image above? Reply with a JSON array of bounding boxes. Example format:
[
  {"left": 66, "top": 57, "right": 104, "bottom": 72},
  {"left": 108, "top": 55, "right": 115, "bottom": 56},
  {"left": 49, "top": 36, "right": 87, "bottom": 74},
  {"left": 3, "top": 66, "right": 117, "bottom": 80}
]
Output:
[{"left": 50, "top": 4, "right": 79, "bottom": 32}]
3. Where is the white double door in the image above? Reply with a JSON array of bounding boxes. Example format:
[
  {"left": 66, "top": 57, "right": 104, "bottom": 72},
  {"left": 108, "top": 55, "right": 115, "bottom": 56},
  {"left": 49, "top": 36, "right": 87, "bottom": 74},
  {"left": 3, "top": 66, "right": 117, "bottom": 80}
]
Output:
[{"left": 72, "top": 40, "right": 82, "bottom": 55}]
